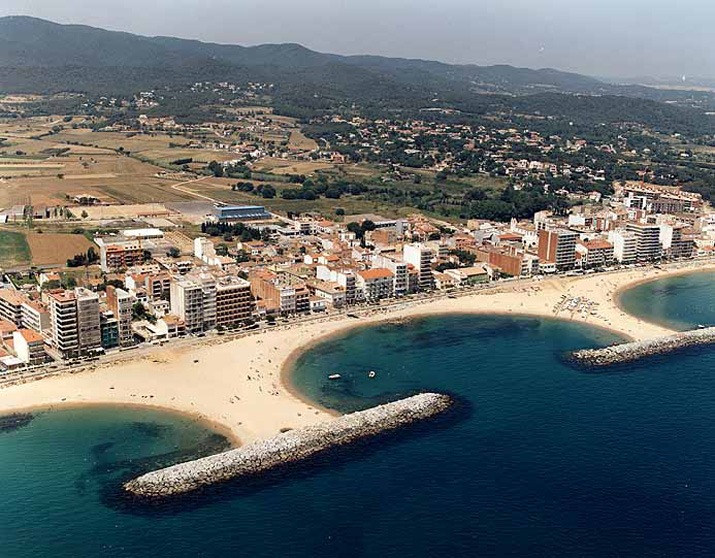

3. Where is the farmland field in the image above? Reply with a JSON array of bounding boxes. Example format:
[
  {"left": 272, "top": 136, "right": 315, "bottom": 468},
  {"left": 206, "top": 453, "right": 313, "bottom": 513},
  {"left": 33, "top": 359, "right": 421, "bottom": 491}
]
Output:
[
  {"left": 0, "top": 151, "right": 197, "bottom": 207},
  {"left": 25, "top": 232, "right": 95, "bottom": 266},
  {"left": 287, "top": 130, "right": 318, "bottom": 150},
  {"left": 251, "top": 157, "right": 335, "bottom": 175},
  {"left": 0, "top": 230, "right": 31, "bottom": 268}
]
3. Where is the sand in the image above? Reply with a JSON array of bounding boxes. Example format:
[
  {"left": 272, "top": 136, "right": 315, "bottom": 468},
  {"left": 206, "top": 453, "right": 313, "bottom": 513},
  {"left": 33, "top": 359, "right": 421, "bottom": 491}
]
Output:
[{"left": 0, "top": 260, "right": 713, "bottom": 445}]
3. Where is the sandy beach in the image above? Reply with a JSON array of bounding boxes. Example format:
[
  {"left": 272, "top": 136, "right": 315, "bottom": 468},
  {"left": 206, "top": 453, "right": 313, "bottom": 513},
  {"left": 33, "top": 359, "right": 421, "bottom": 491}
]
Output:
[{"left": 0, "top": 261, "right": 713, "bottom": 445}]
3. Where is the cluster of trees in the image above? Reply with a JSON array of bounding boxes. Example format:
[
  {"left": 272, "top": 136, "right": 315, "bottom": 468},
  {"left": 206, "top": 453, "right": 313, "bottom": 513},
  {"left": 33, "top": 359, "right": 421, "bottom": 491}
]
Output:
[
  {"left": 230, "top": 180, "right": 278, "bottom": 198},
  {"left": 232, "top": 181, "right": 254, "bottom": 192},
  {"left": 207, "top": 160, "right": 224, "bottom": 177},
  {"left": 132, "top": 301, "right": 156, "bottom": 324},
  {"left": 280, "top": 178, "right": 368, "bottom": 200},
  {"left": 464, "top": 185, "right": 567, "bottom": 222},
  {"left": 66, "top": 247, "right": 99, "bottom": 268},
  {"left": 346, "top": 220, "right": 376, "bottom": 239},
  {"left": 201, "top": 221, "right": 267, "bottom": 241}
]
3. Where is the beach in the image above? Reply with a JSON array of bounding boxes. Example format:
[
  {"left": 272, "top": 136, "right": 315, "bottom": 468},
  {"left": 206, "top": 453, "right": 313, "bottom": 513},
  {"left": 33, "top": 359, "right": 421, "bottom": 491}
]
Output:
[{"left": 0, "top": 261, "right": 712, "bottom": 445}]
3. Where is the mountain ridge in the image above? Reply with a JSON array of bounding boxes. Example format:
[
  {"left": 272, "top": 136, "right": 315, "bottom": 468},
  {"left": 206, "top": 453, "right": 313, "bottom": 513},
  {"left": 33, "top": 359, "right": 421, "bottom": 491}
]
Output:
[{"left": 0, "top": 15, "right": 603, "bottom": 93}]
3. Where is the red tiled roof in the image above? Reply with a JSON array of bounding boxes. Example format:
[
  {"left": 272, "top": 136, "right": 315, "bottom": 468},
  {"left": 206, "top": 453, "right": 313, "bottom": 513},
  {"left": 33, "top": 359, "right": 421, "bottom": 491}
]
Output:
[{"left": 358, "top": 268, "right": 394, "bottom": 280}]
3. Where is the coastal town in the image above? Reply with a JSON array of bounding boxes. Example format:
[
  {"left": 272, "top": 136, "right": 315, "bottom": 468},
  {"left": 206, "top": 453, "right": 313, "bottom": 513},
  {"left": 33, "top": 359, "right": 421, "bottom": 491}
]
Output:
[
  {"left": 1, "top": 65, "right": 715, "bottom": 451},
  {"left": 0, "top": 171, "right": 710, "bottom": 377},
  {"left": 6, "top": 8, "right": 715, "bottom": 558}
]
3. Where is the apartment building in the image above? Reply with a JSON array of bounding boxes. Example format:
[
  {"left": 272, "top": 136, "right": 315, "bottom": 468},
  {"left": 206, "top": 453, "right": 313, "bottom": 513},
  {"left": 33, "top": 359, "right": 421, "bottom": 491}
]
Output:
[
  {"left": 76, "top": 288, "right": 102, "bottom": 353},
  {"left": 106, "top": 285, "right": 134, "bottom": 347},
  {"left": 20, "top": 301, "right": 50, "bottom": 333},
  {"left": 100, "top": 312, "right": 119, "bottom": 349},
  {"left": 47, "top": 290, "right": 79, "bottom": 357},
  {"left": 12, "top": 329, "right": 47, "bottom": 366},
  {"left": 474, "top": 245, "right": 536, "bottom": 278},
  {"left": 250, "top": 270, "right": 310, "bottom": 315},
  {"left": 626, "top": 222, "right": 662, "bottom": 261},
  {"left": 660, "top": 224, "right": 695, "bottom": 260},
  {"left": 372, "top": 253, "right": 409, "bottom": 296},
  {"left": 576, "top": 240, "right": 615, "bottom": 269},
  {"left": 215, "top": 275, "right": 253, "bottom": 327},
  {"left": 47, "top": 288, "right": 101, "bottom": 358},
  {"left": 170, "top": 279, "right": 205, "bottom": 333},
  {"left": 315, "top": 266, "right": 358, "bottom": 304},
  {"left": 169, "top": 270, "right": 250, "bottom": 332},
  {"left": 356, "top": 268, "right": 395, "bottom": 301},
  {"left": 609, "top": 230, "right": 638, "bottom": 264},
  {"left": 307, "top": 280, "right": 347, "bottom": 308},
  {"left": 0, "top": 289, "right": 27, "bottom": 326},
  {"left": 96, "top": 238, "right": 145, "bottom": 272},
  {"left": 537, "top": 229, "right": 577, "bottom": 271},
  {"left": 126, "top": 272, "right": 171, "bottom": 301},
  {"left": 403, "top": 243, "right": 434, "bottom": 290}
]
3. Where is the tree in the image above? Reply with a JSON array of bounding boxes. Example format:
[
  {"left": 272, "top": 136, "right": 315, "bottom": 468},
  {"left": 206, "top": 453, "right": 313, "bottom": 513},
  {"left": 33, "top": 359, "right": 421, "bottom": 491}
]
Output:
[
  {"left": 207, "top": 160, "right": 223, "bottom": 177},
  {"left": 261, "top": 185, "right": 276, "bottom": 199},
  {"left": 216, "top": 243, "right": 229, "bottom": 256},
  {"left": 132, "top": 302, "right": 147, "bottom": 321},
  {"left": 325, "top": 186, "right": 342, "bottom": 199},
  {"left": 81, "top": 210, "right": 88, "bottom": 219},
  {"left": 347, "top": 222, "right": 362, "bottom": 238},
  {"left": 167, "top": 247, "right": 180, "bottom": 258},
  {"left": 362, "top": 220, "right": 376, "bottom": 232},
  {"left": 335, "top": 207, "right": 345, "bottom": 216}
]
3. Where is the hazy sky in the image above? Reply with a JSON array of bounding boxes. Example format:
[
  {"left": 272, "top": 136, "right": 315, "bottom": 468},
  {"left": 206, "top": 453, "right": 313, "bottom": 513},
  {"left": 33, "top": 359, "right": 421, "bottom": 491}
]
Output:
[{"left": 2, "top": 0, "right": 714, "bottom": 78}]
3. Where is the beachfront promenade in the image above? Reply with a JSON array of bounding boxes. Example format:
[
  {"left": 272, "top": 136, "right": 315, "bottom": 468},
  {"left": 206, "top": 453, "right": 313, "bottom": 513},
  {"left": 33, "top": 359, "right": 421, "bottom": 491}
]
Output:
[{"left": 0, "top": 259, "right": 713, "bottom": 446}]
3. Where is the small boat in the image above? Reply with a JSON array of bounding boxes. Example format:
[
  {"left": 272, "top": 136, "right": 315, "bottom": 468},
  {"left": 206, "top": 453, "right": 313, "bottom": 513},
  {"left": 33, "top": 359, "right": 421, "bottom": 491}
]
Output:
[
  {"left": 698, "top": 324, "right": 707, "bottom": 329},
  {"left": 368, "top": 370, "right": 377, "bottom": 379},
  {"left": 328, "top": 374, "right": 342, "bottom": 380}
]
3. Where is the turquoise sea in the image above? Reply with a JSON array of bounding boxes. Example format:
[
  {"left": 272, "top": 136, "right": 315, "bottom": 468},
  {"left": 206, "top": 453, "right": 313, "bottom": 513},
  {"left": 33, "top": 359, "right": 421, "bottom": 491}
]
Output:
[
  {"left": 618, "top": 270, "right": 715, "bottom": 331},
  {"left": 3, "top": 272, "right": 715, "bottom": 557}
]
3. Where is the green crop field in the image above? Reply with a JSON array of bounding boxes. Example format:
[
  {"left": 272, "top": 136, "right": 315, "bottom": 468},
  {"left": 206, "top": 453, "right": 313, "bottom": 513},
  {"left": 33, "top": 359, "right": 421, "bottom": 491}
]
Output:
[{"left": 0, "top": 230, "right": 31, "bottom": 268}]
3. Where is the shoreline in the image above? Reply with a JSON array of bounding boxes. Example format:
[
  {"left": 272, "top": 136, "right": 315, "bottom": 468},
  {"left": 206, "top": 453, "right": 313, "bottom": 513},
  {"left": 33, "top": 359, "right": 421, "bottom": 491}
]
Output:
[
  {"left": 613, "top": 265, "right": 715, "bottom": 324},
  {"left": 0, "top": 261, "right": 711, "bottom": 444}
]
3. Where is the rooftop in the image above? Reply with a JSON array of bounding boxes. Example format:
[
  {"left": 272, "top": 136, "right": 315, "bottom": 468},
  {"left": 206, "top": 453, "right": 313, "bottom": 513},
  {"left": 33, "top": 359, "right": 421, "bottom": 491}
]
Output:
[{"left": 358, "top": 268, "right": 394, "bottom": 280}]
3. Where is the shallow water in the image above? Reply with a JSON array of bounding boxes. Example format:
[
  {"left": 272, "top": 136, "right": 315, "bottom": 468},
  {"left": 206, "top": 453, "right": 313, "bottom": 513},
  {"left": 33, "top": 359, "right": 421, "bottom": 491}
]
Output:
[
  {"left": 4, "top": 314, "right": 715, "bottom": 557},
  {"left": 618, "top": 270, "right": 715, "bottom": 330}
]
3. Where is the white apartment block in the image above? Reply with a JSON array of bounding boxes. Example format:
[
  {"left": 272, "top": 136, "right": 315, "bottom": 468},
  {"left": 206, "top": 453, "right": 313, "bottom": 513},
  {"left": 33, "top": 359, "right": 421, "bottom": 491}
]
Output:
[
  {"left": 609, "top": 230, "right": 637, "bottom": 264},
  {"left": 356, "top": 268, "right": 395, "bottom": 301},
  {"left": 21, "top": 301, "right": 50, "bottom": 333},
  {"left": 626, "top": 222, "right": 662, "bottom": 261},
  {"left": 372, "top": 254, "right": 409, "bottom": 296},
  {"left": 316, "top": 266, "right": 358, "bottom": 304},
  {"left": 170, "top": 279, "right": 205, "bottom": 333},
  {"left": 47, "top": 288, "right": 101, "bottom": 358},
  {"left": 403, "top": 243, "right": 434, "bottom": 291}
]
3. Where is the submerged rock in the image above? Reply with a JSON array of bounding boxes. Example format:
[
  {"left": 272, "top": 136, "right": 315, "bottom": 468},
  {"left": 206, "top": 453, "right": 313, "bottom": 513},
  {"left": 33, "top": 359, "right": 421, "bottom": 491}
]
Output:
[
  {"left": 124, "top": 392, "right": 453, "bottom": 497},
  {"left": 0, "top": 413, "right": 34, "bottom": 433}
]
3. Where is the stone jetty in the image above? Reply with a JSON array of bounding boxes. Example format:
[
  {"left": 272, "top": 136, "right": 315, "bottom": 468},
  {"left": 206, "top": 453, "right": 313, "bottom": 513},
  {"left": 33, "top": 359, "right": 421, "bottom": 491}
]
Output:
[
  {"left": 572, "top": 326, "right": 715, "bottom": 366},
  {"left": 125, "top": 392, "right": 453, "bottom": 497}
]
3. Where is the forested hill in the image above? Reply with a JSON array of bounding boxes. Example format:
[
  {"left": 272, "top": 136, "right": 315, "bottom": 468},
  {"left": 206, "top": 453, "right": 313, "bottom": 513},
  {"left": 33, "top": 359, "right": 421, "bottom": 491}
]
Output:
[
  {"left": 1, "top": 16, "right": 714, "bottom": 135},
  {"left": 0, "top": 15, "right": 629, "bottom": 95}
]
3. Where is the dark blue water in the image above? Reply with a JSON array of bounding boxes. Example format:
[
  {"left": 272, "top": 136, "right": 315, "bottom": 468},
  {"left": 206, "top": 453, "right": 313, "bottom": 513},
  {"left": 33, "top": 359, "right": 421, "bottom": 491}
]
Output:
[
  {"left": 4, "top": 313, "right": 715, "bottom": 557},
  {"left": 618, "top": 271, "right": 715, "bottom": 331}
]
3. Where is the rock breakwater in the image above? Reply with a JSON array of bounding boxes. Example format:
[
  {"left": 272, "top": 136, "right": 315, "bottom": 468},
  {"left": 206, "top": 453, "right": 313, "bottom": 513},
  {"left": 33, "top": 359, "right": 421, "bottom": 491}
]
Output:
[
  {"left": 124, "top": 392, "right": 453, "bottom": 497},
  {"left": 572, "top": 327, "right": 715, "bottom": 366}
]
